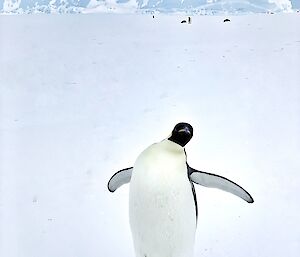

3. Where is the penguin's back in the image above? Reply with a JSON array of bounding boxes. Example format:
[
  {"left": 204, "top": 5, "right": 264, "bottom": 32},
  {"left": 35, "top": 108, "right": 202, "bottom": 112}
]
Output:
[{"left": 129, "top": 140, "right": 196, "bottom": 257}]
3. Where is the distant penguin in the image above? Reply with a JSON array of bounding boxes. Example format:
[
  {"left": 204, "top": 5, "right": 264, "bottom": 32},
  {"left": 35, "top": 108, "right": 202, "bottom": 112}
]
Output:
[
  {"left": 108, "top": 123, "right": 254, "bottom": 257},
  {"left": 181, "top": 20, "right": 187, "bottom": 23},
  {"left": 224, "top": 18, "right": 231, "bottom": 22}
]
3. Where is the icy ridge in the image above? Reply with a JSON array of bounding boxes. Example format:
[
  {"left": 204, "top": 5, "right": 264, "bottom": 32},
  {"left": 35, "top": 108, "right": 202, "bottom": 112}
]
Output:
[{"left": 0, "top": 0, "right": 295, "bottom": 14}]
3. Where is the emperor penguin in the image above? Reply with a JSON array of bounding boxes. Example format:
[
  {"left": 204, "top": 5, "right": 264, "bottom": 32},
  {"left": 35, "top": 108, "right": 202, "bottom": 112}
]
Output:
[{"left": 108, "top": 122, "right": 253, "bottom": 257}]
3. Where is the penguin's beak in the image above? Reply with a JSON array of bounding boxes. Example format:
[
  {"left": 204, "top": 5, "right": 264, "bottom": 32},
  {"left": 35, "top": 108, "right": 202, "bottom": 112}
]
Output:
[{"left": 178, "top": 127, "right": 191, "bottom": 134}]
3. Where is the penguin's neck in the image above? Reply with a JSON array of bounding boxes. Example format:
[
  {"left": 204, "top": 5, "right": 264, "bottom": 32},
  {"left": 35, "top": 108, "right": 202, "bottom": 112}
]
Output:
[
  {"left": 149, "top": 139, "right": 187, "bottom": 174},
  {"left": 160, "top": 139, "right": 185, "bottom": 154}
]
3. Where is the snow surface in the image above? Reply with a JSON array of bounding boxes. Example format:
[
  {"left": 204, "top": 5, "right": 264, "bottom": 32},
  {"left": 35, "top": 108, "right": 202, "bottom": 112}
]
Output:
[{"left": 1, "top": 13, "right": 300, "bottom": 257}]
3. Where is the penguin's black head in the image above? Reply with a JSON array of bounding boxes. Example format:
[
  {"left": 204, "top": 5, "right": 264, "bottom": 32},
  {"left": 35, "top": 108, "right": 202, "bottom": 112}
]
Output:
[{"left": 168, "top": 122, "right": 193, "bottom": 147}]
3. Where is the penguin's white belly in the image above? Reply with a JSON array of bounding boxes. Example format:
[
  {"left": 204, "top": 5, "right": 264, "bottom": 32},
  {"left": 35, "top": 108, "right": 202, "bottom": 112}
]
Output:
[{"left": 129, "top": 143, "right": 196, "bottom": 257}]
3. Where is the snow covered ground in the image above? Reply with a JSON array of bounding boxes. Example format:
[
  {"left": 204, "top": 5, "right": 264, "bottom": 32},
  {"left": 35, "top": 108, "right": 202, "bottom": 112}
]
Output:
[{"left": 1, "top": 13, "right": 300, "bottom": 257}]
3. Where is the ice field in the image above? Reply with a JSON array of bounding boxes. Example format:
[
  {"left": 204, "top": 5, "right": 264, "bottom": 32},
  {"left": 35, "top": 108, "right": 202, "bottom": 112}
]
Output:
[{"left": 0, "top": 12, "right": 300, "bottom": 257}]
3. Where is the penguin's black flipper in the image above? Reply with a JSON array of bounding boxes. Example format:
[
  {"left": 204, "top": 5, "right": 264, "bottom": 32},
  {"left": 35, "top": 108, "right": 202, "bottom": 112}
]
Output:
[
  {"left": 107, "top": 167, "right": 133, "bottom": 192},
  {"left": 188, "top": 165, "right": 254, "bottom": 203}
]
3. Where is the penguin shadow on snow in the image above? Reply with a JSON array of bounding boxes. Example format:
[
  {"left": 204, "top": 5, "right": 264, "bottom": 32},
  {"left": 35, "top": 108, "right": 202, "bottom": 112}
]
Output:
[{"left": 107, "top": 123, "right": 254, "bottom": 257}]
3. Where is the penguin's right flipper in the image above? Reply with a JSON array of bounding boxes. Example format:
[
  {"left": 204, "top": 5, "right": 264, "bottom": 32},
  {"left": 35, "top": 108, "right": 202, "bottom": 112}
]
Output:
[
  {"left": 188, "top": 166, "right": 254, "bottom": 203},
  {"left": 107, "top": 167, "right": 133, "bottom": 192}
]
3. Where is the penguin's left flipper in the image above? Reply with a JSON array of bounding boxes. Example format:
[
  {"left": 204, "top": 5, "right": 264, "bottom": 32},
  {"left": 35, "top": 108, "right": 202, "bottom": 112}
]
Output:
[
  {"left": 188, "top": 166, "right": 254, "bottom": 203},
  {"left": 107, "top": 167, "right": 133, "bottom": 192}
]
